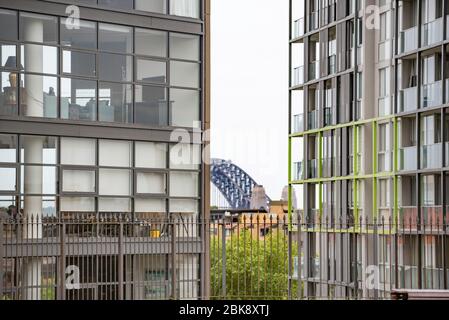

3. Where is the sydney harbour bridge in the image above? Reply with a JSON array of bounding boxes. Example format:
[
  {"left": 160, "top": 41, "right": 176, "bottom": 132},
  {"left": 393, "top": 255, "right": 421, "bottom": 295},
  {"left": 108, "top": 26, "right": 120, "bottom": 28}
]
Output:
[{"left": 210, "top": 158, "right": 271, "bottom": 210}]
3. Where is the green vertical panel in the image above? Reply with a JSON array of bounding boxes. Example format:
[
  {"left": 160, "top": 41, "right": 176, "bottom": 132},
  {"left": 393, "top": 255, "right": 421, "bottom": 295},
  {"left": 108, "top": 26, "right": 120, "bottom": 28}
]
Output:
[
  {"left": 373, "top": 122, "right": 378, "bottom": 220},
  {"left": 319, "top": 132, "right": 323, "bottom": 220},
  {"left": 288, "top": 137, "right": 293, "bottom": 230},
  {"left": 353, "top": 125, "right": 359, "bottom": 227},
  {"left": 393, "top": 117, "right": 399, "bottom": 227}
]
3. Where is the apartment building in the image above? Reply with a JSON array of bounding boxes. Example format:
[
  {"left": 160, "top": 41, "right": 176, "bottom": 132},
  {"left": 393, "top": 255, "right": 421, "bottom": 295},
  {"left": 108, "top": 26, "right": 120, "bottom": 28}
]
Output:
[
  {"left": 289, "top": 0, "right": 449, "bottom": 299},
  {"left": 0, "top": 0, "right": 210, "bottom": 300}
]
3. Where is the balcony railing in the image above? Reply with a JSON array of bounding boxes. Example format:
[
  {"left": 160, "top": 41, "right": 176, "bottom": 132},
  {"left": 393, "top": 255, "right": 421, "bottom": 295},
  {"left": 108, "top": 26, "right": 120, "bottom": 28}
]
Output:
[
  {"left": 422, "top": 18, "right": 443, "bottom": 47},
  {"left": 400, "top": 26, "right": 418, "bottom": 54},
  {"left": 421, "top": 81, "right": 442, "bottom": 108},
  {"left": 399, "top": 206, "right": 445, "bottom": 232},
  {"left": 328, "top": 54, "right": 336, "bottom": 75},
  {"left": 309, "top": 11, "right": 319, "bottom": 31},
  {"left": 321, "top": 157, "right": 334, "bottom": 178},
  {"left": 399, "top": 86, "right": 418, "bottom": 112},
  {"left": 292, "top": 113, "right": 304, "bottom": 133},
  {"left": 293, "top": 17, "right": 305, "bottom": 39},
  {"left": 324, "top": 107, "right": 335, "bottom": 127},
  {"left": 308, "top": 110, "right": 318, "bottom": 130},
  {"left": 293, "top": 161, "right": 303, "bottom": 181},
  {"left": 378, "top": 151, "right": 392, "bottom": 172},
  {"left": 308, "top": 159, "right": 317, "bottom": 179},
  {"left": 308, "top": 60, "right": 320, "bottom": 81},
  {"left": 378, "top": 96, "right": 391, "bottom": 116},
  {"left": 420, "top": 143, "right": 442, "bottom": 169},
  {"left": 399, "top": 146, "right": 417, "bottom": 171},
  {"left": 292, "top": 66, "right": 304, "bottom": 86}
]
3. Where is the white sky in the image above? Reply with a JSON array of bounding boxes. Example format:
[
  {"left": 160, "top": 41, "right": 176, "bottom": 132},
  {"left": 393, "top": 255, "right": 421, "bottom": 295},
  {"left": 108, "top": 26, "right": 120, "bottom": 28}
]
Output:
[{"left": 210, "top": 0, "right": 289, "bottom": 199}]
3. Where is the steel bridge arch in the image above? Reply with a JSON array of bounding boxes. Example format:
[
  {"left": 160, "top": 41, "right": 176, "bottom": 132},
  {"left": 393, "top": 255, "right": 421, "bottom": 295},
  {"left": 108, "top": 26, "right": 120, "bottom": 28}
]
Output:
[{"left": 210, "top": 158, "right": 270, "bottom": 209}]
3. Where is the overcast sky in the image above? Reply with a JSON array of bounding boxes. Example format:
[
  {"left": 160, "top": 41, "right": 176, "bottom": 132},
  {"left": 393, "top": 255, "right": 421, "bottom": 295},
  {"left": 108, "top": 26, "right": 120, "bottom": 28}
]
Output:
[{"left": 210, "top": 0, "right": 289, "bottom": 199}]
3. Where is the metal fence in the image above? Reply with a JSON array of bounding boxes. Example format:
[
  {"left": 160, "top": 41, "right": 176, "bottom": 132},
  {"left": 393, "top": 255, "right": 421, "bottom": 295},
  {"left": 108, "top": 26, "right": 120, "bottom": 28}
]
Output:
[{"left": 1, "top": 213, "right": 448, "bottom": 300}]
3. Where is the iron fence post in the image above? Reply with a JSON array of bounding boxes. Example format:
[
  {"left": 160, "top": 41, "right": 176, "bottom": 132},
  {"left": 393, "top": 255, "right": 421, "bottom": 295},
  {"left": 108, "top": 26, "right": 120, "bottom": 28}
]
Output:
[
  {"left": 287, "top": 230, "right": 292, "bottom": 300},
  {"left": 0, "top": 219, "right": 4, "bottom": 299},
  {"left": 171, "top": 220, "right": 177, "bottom": 300},
  {"left": 59, "top": 220, "right": 66, "bottom": 300},
  {"left": 118, "top": 222, "right": 124, "bottom": 300},
  {"left": 221, "top": 221, "right": 226, "bottom": 298}
]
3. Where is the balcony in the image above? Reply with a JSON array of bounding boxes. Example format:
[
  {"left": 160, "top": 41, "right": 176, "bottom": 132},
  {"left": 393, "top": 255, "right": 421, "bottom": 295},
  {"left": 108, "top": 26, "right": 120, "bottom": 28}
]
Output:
[
  {"left": 421, "top": 206, "right": 444, "bottom": 232},
  {"left": 399, "top": 146, "right": 417, "bottom": 171},
  {"left": 378, "top": 96, "right": 391, "bottom": 117},
  {"left": 308, "top": 110, "right": 318, "bottom": 130},
  {"left": 399, "top": 206, "right": 418, "bottom": 230},
  {"left": 308, "top": 159, "right": 317, "bottom": 179},
  {"left": 446, "top": 79, "right": 449, "bottom": 104},
  {"left": 324, "top": 107, "right": 335, "bottom": 127},
  {"left": 420, "top": 143, "right": 442, "bottom": 169},
  {"left": 308, "top": 60, "right": 320, "bottom": 81},
  {"left": 422, "top": 18, "right": 443, "bottom": 47},
  {"left": 399, "top": 86, "right": 418, "bottom": 112},
  {"left": 293, "top": 161, "right": 303, "bottom": 181},
  {"left": 421, "top": 81, "right": 442, "bottom": 108},
  {"left": 309, "top": 11, "right": 319, "bottom": 31},
  {"left": 378, "top": 151, "right": 392, "bottom": 172},
  {"left": 378, "top": 40, "right": 391, "bottom": 61},
  {"left": 328, "top": 54, "right": 336, "bottom": 75},
  {"left": 446, "top": 142, "right": 449, "bottom": 167},
  {"left": 292, "top": 66, "right": 304, "bottom": 86},
  {"left": 400, "top": 26, "right": 418, "bottom": 54},
  {"left": 292, "top": 113, "right": 304, "bottom": 133},
  {"left": 321, "top": 157, "right": 334, "bottom": 178},
  {"left": 293, "top": 17, "right": 304, "bottom": 39},
  {"left": 324, "top": 4, "right": 336, "bottom": 24}
]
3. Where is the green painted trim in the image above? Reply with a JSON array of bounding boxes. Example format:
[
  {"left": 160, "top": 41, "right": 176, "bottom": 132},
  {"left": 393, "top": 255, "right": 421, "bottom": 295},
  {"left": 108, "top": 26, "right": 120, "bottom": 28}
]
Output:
[
  {"left": 289, "top": 171, "right": 395, "bottom": 184},
  {"left": 373, "top": 121, "right": 378, "bottom": 219},
  {"left": 288, "top": 137, "right": 293, "bottom": 230},
  {"left": 393, "top": 118, "right": 399, "bottom": 227},
  {"left": 353, "top": 125, "right": 359, "bottom": 227}
]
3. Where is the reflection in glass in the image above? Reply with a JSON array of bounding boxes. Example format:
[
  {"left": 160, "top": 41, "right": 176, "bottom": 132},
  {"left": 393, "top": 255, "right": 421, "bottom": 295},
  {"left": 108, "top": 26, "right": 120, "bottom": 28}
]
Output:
[
  {"left": 0, "top": 72, "right": 18, "bottom": 116},
  {"left": 21, "top": 44, "right": 58, "bottom": 74},
  {"left": 0, "top": 134, "right": 17, "bottom": 163},
  {"left": 0, "top": 9, "right": 18, "bottom": 41},
  {"left": 170, "top": 88, "right": 199, "bottom": 128},
  {"left": 20, "top": 136, "right": 57, "bottom": 164},
  {"left": 19, "top": 12, "right": 58, "bottom": 44},
  {"left": 136, "top": 59, "right": 166, "bottom": 84},
  {"left": 99, "top": 23, "right": 133, "bottom": 54},
  {"left": 21, "top": 165, "right": 56, "bottom": 195},
  {"left": 98, "top": 0, "right": 133, "bottom": 9},
  {"left": 63, "top": 50, "right": 96, "bottom": 77},
  {"left": 99, "top": 82, "right": 132, "bottom": 123},
  {"left": 60, "top": 18, "right": 96, "bottom": 49},
  {"left": 135, "top": 28, "right": 167, "bottom": 57},
  {"left": 170, "top": 61, "right": 199, "bottom": 88},
  {"left": 61, "top": 77, "right": 97, "bottom": 121},
  {"left": 21, "top": 74, "right": 58, "bottom": 118},
  {"left": 135, "top": 85, "right": 168, "bottom": 126},
  {"left": 170, "top": 33, "right": 200, "bottom": 61},
  {"left": 135, "top": 0, "right": 167, "bottom": 14},
  {"left": 170, "top": 0, "right": 200, "bottom": 19},
  {"left": 0, "top": 167, "right": 16, "bottom": 191},
  {"left": 99, "top": 53, "right": 132, "bottom": 82},
  {"left": 1, "top": 44, "right": 16, "bottom": 68}
]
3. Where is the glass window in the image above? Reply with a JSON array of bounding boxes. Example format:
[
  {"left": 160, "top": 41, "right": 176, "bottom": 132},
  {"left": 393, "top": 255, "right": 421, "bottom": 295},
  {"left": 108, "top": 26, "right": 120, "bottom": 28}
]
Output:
[
  {"left": 170, "top": 88, "right": 200, "bottom": 128},
  {"left": 99, "top": 53, "right": 132, "bottom": 82},
  {"left": 136, "top": 172, "right": 166, "bottom": 194},
  {"left": 136, "top": 59, "right": 167, "bottom": 84},
  {"left": 99, "top": 82, "right": 132, "bottom": 123},
  {"left": 21, "top": 74, "right": 58, "bottom": 118},
  {"left": 170, "top": 61, "right": 199, "bottom": 88},
  {"left": 170, "top": 33, "right": 200, "bottom": 60},
  {"left": 1, "top": 44, "right": 17, "bottom": 68},
  {"left": 98, "top": 0, "right": 133, "bottom": 9},
  {"left": 61, "top": 77, "right": 97, "bottom": 121},
  {"left": 99, "top": 169, "right": 132, "bottom": 196},
  {"left": 62, "top": 50, "right": 96, "bottom": 77},
  {"left": 135, "top": 198, "right": 166, "bottom": 214},
  {"left": 135, "top": 28, "right": 167, "bottom": 57},
  {"left": 60, "top": 18, "right": 96, "bottom": 50},
  {"left": 170, "top": 144, "right": 201, "bottom": 169},
  {"left": 19, "top": 12, "right": 58, "bottom": 44},
  {"left": 60, "top": 197, "right": 95, "bottom": 212},
  {"left": 21, "top": 44, "right": 58, "bottom": 74},
  {"left": 135, "top": 0, "right": 167, "bottom": 14},
  {"left": 0, "top": 135, "right": 17, "bottom": 163},
  {"left": 169, "top": 199, "right": 198, "bottom": 215},
  {"left": 135, "top": 85, "right": 168, "bottom": 126},
  {"left": 0, "top": 167, "right": 16, "bottom": 191},
  {"left": 99, "top": 198, "right": 131, "bottom": 212},
  {"left": 0, "top": 9, "right": 18, "bottom": 41},
  {"left": 99, "top": 139, "right": 132, "bottom": 167},
  {"left": 62, "top": 169, "right": 96, "bottom": 193},
  {"left": 60, "top": 137, "right": 96, "bottom": 166},
  {"left": 21, "top": 165, "right": 57, "bottom": 195},
  {"left": 20, "top": 136, "right": 57, "bottom": 164},
  {"left": 170, "top": 0, "right": 200, "bottom": 19},
  {"left": 0, "top": 71, "right": 18, "bottom": 116},
  {"left": 135, "top": 142, "right": 167, "bottom": 168},
  {"left": 99, "top": 23, "right": 133, "bottom": 54},
  {"left": 0, "top": 195, "right": 16, "bottom": 217},
  {"left": 169, "top": 172, "right": 198, "bottom": 197}
]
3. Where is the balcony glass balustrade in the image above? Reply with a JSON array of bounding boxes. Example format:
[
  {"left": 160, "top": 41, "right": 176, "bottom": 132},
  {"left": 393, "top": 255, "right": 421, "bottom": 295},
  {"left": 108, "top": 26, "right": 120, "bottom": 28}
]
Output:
[
  {"left": 378, "top": 96, "right": 391, "bottom": 116},
  {"left": 446, "top": 142, "right": 449, "bottom": 167},
  {"left": 324, "top": 107, "right": 335, "bottom": 127},
  {"left": 399, "top": 146, "right": 417, "bottom": 171},
  {"left": 321, "top": 157, "right": 334, "bottom": 178},
  {"left": 421, "top": 81, "right": 442, "bottom": 108},
  {"left": 308, "top": 60, "right": 320, "bottom": 81},
  {"left": 328, "top": 54, "right": 336, "bottom": 75},
  {"left": 420, "top": 143, "right": 442, "bottom": 169},
  {"left": 308, "top": 110, "right": 317, "bottom": 130},
  {"left": 292, "top": 65, "right": 304, "bottom": 86},
  {"left": 421, "top": 206, "right": 444, "bottom": 231},
  {"left": 293, "top": 161, "right": 303, "bottom": 181},
  {"left": 399, "top": 86, "right": 418, "bottom": 112},
  {"left": 422, "top": 18, "right": 443, "bottom": 47},
  {"left": 308, "top": 158, "right": 317, "bottom": 179},
  {"left": 400, "top": 26, "right": 418, "bottom": 54},
  {"left": 292, "top": 113, "right": 304, "bottom": 133},
  {"left": 293, "top": 17, "right": 304, "bottom": 39},
  {"left": 309, "top": 11, "right": 319, "bottom": 31}
]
